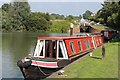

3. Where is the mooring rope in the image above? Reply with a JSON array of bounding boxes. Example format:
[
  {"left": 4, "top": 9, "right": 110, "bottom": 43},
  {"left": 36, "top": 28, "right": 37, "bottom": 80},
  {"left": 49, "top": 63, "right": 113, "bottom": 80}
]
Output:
[{"left": 34, "top": 58, "right": 50, "bottom": 76}]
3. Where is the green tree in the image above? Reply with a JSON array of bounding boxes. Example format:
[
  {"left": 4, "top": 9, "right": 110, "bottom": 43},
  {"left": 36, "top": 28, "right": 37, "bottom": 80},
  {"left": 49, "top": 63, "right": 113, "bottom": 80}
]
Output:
[
  {"left": 1, "top": 0, "right": 31, "bottom": 32},
  {"left": 1, "top": 3, "right": 13, "bottom": 31},
  {"left": 83, "top": 10, "right": 93, "bottom": 19},
  {"left": 50, "top": 13, "right": 65, "bottom": 20},
  {"left": 97, "top": 2, "right": 120, "bottom": 30},
  {"left": 89, "top": 1, "right": 120, "bottom": 31},
  {"left": 79, "top": 15, "right": 82, "bottom": 19},
  {"left": 28, "top": 12, "right": 51, "bottom": 31},
  {"left": 1, "top": 3, "right": 11, "bottom": 12},
  {"left": 1, "top": 1, "right": 52, "bottom": 32},
  {"left": 11, "top": 1, "right": 30, "bottom": 31},
  {"left": 65, "top": 15, "right": 74, "bottom": 22}
]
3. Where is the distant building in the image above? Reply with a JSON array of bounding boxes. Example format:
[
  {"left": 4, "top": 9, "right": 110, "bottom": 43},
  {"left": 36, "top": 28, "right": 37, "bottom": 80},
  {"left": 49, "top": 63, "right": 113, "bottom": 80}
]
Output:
[{"left": 80, "top": 18, "right": 90, "bottom": 27}]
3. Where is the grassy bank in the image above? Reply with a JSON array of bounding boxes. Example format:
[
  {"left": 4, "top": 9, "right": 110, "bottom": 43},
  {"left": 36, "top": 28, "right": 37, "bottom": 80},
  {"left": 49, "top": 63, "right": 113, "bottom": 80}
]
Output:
[
  {"left": 91, "top": 25, "right": 105, "bottom": 30},
  {"left": 52, "top": 42, "right": 119, "bottom": 78},
  {"left": 49, "top": 20, "right": 70, "bottom": 33}
]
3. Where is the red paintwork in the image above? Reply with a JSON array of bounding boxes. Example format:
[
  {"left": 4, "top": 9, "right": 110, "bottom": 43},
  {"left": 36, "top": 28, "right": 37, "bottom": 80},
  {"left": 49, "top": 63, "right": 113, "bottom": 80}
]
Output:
[
  {"left": 31, "top": 60, "right": 58, "bottom": 68},
  {"left": 101, "top": 30, "right": 113, "bottom": 40},
  {"left": 108, "top": 31, "right": 112, "bottom": 39},
  {"left": 64, "top": 35, "right": 103, "bottom": 57}
]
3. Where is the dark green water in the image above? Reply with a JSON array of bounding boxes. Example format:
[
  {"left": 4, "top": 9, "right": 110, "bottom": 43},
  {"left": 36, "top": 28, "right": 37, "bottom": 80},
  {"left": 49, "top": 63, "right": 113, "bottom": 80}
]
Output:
[
  {"left": 1, "top": 32, "right": 69, "bottom": 79},
  {"left": 2, "top": 32, "right": 42, "bottom": 79}
]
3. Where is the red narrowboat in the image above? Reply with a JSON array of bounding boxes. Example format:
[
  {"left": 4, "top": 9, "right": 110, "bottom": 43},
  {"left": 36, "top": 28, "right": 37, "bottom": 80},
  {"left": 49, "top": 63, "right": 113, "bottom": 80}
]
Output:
[
  {"left": 101, "top": 30, "right": 117, "bottom": 42},
  {"left": 17, "top": 33, "right": 104, "bottom": 79}
]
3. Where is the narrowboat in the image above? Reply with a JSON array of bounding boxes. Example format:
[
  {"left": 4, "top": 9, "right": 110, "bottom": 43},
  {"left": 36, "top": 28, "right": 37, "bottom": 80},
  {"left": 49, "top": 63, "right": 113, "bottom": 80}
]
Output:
[
  {"left": 17, "top": 33, "right": 104, "bottom": 79},
  {"left": 101, "top": 30, "right": 117, "bottom": 42}
]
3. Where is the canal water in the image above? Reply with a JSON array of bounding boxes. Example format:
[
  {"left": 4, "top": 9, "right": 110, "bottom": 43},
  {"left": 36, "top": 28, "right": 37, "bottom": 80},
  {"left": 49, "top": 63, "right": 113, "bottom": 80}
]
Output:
[{"left": 1, "top": 32, "right": 69, "bottom": 79}]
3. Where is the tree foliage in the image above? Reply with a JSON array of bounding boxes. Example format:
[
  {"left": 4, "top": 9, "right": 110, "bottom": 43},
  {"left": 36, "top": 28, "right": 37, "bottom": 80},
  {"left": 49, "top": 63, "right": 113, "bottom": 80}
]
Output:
[
  {"left": 1, "top": 1, "right": 81, "bottom": 33},
  {"left": 2, "top": 1, "right": 31, "bottom": 32},
  {"left": 89, "top": 1, "right": 120, "bottom": 31},
  {"left": 83, "top": 10, "right": 93, "bottom": 19},
  {"left": 50, "top": 13, "right": 65, "bottom": 20},
  {"left": 65, "top": 15, "right": 74, "bottom": 21},
  {"left": 28, "top": 12, "right": 51, "bottom": 31},
  {"left": 1, "top": 1, "right": 51, "bottom": 32}
]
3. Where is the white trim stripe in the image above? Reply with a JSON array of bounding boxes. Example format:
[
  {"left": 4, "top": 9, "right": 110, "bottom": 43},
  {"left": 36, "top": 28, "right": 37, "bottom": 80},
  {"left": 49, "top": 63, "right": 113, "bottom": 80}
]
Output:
[{"left": 31, "top": 60, "right": 58, "bottom": 68}]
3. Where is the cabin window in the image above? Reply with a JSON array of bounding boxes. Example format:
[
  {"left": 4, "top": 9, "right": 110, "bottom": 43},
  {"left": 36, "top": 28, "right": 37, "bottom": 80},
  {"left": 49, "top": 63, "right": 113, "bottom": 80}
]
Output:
[
  {"left": 84, "top": 40, "right": 88, "bottom": 49},
  {"left": 45, "top": 40, "right": 50, "bottom": 57},
  {"left": 57, "top": 40, "right": 68, "bottom": 59},
  {"left": 104, "top": 32, "right": 108, "bottom": 37},
  {"left": 45, "top": 40, "right": 57, "bottom": 58},
  {"left": 92, "top": 36, "right": 96, "bottom": 48},
  {"left": 34, "top": 40, "right": 45, "bottom": 58},
  {"left": 87, "top": 40, "right": 91, "bottom": 48},
  {"left": 78, "top": 41, "right": 82, "bottom": 51},
  {"left": 95, "top": 40, "right": 97, "bottom": 47},
  {"left": 84, "top": 40, "right": 90, "bottom": 49},
  {"left": 52, "top": 40, "right": 57, "bottom": 58},
  {"left": 58, "top": 43, "right": 63, "bottom": 58},
  {"left": 39, "top": 40, "right": 44, "bottom": 56},
  {"left": 70, "top": 42, "right": 76, "bottom": 54}
]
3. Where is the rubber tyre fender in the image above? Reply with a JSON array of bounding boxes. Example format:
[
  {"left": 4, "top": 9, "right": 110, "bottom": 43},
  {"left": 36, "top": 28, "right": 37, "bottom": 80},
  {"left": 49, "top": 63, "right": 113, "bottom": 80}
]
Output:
[
  {"left": 23, "top": 61, "right": 32, "bottom": 68},
  {"left": 17, "top": 60, "right": 32, "bottom": 68},
  {"left": 17, "top": 60, "right": 24, "bottom": 68}
]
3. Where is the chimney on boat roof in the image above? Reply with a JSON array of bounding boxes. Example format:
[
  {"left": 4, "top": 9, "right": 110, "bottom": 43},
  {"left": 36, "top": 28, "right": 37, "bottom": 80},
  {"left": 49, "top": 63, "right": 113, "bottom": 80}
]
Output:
[{"left": 70, "top": 23, "right": 74, "bottom": 36}]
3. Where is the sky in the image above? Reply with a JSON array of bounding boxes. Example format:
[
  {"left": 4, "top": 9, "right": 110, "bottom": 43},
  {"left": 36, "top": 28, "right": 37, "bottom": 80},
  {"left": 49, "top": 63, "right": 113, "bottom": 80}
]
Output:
[
  {"left": 0, "top": 0, "right": 104, "bottom": 16},
  {"left": 29, "top": 2, "right": 103, "bottom": 16}
]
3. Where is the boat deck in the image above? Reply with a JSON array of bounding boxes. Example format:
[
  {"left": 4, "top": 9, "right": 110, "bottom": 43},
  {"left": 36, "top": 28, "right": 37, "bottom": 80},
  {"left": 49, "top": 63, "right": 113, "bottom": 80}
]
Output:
[{"left": 27, "top": 57, "right": 57, "bottom": 62}]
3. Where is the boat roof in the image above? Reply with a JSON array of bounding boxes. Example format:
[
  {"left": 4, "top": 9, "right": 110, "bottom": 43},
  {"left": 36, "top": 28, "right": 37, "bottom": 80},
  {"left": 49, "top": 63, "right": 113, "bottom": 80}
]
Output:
[
  {"left": 37, "top": 35, "right": 94, "bottom": 40},
  {"left": 37, "top": 33, "right": 102, "bottom": 40}
]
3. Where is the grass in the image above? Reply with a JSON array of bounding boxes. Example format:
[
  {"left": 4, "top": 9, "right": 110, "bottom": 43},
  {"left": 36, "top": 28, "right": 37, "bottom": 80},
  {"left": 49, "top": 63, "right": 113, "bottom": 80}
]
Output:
[
  {"left": 91, "top": 25, "right": 106, "bottom": 30},
  {"left": 51, "top": 42, "right": 119, "bottom": 78},
  {"left": 50, "top": 20, "right": 70, "bottom": 33}
]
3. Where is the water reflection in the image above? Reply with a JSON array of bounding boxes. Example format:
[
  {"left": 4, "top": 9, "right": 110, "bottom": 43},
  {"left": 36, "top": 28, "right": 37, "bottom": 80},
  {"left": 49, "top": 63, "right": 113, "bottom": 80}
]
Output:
[{"left": 0, "top": 33, "right": 2, "bottom": 79}]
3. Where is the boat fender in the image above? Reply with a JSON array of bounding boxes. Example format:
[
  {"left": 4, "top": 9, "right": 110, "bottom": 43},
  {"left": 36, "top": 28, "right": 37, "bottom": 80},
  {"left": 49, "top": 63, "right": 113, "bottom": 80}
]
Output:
[
  {"left": 23, "top": 61, "right": 32, "bottom": 68},
  {"left": 17, "top": 60, "right": 32, "bottom": 68},
  {"left": 17, "top": 60, "right": 23, "bottom": 68}
]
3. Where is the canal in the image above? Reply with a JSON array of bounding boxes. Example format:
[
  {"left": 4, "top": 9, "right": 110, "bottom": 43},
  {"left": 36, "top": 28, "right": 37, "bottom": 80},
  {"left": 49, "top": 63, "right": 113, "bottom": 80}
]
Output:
[{"left": 1, "top": 32, "right": 69, "bottom": 79}]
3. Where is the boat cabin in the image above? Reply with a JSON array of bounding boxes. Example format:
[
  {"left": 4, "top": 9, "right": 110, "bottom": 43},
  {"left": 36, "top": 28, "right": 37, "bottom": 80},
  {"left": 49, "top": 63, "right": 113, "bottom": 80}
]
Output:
[
  {"left": 33, "top": 36, "right": 69, "bottom": 60},
  {"left": 21, "top": 34, "right": 103, "bottom": 68},
  {"left": 33, "top": 35, "right": 103, "bottom": 60}
]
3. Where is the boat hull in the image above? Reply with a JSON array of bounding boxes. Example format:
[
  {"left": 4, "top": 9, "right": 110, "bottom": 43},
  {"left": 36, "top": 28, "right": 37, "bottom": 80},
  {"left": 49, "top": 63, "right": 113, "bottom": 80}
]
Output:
[
  {"left": 18, "top": 49, "right": 94, "bottom": 79},
  {"left": 19, "top": 65, "right": 61, "bottom": 80}
]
